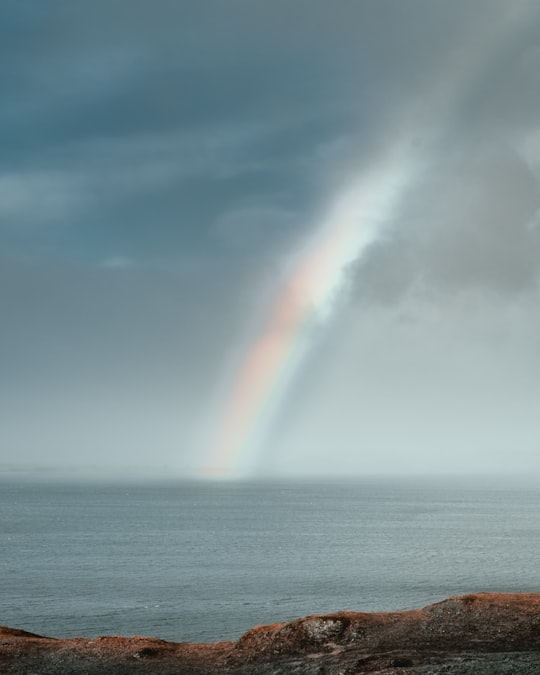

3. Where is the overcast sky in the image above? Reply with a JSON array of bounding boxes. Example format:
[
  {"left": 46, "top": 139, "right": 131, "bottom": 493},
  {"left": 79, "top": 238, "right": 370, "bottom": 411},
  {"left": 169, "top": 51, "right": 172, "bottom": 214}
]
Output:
[{"left": 2, "top": 0, "right": 540, "bottom": 478}]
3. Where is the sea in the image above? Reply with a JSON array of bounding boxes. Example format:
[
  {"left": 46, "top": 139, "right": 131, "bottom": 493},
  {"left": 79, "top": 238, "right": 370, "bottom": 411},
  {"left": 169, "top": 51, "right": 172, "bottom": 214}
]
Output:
[{"left": 2, "top": 475, "right": 540, "bottom": 643}]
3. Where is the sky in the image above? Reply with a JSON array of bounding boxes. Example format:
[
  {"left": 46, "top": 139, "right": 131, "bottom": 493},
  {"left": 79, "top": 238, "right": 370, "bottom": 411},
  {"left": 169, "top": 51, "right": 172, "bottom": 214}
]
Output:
[{"left": 1, "top": 0, "right": 540, "bottom": 479}]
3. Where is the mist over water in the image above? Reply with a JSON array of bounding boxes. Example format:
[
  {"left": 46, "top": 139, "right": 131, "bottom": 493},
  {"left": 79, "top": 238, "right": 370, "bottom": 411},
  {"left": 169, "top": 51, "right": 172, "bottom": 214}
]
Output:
[{"left": 3, "top": 475, "right": 540, "bottom": 643}]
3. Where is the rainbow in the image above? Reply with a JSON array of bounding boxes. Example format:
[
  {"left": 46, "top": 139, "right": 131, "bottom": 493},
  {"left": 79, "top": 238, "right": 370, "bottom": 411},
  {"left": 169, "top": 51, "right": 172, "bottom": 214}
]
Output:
[
  {"left": 201, "top": 142, "right": 421, "bottom": 477},
  {"left": 198, "top": 1, "right": 537, "bottom": 478}
]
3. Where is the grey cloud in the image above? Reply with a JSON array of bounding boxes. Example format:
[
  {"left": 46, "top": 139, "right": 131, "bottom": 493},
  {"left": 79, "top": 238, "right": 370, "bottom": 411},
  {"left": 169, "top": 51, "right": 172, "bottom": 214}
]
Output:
[
  {"left": 3, "top": 0, "right": 540, "bottom": 475},
  {"left": 211, "top": 204, "right": 301, "bottom": 257},
  {"left": 353, "top": 138, "right": 540, "bottom": 303},
  {"left": 5, "top": 0, "right": 537, "bottom": 266},
  {"left": 0, "top": 171, "right": 83, "bottom": 224},
  {"left": 420, "top": 144, "right": 540, "bottom": 293},
  {"left": 1, "top": 1, "right": 505, "bottom": 156},
  {"left": 462, "top": 34, "right": 540, "bottom": 136},
  {"left": 0, "top": 123, "right": 316, "bottom": 259}
]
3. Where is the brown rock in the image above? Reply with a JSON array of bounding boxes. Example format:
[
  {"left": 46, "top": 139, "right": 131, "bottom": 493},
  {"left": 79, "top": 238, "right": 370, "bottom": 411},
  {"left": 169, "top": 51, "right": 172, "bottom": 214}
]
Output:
[{"left": 2, "top": 593, "right": 540, "bottom": 674}]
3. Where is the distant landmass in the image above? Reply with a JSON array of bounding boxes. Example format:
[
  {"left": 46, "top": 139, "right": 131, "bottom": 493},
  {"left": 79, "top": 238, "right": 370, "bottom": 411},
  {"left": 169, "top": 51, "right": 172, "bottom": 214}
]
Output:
[{"left": 2, "top": 594, "right": 540, "bottom": 673}]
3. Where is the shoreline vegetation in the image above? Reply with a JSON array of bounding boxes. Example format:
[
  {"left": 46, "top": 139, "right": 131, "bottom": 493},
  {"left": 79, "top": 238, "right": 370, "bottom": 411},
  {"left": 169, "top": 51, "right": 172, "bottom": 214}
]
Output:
[{"left": 2, "top": 594, "right": 540, "bottom": 674}]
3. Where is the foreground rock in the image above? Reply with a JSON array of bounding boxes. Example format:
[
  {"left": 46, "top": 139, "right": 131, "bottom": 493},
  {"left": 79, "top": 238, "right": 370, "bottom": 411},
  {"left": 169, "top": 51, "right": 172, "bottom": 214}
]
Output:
[{"left": 2, "top": 594, "right": 540, "bottom": 674}]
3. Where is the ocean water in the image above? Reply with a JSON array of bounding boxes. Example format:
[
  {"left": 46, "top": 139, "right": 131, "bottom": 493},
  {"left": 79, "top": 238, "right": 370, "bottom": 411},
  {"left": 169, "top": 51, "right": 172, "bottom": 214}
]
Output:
[{"left": 1, "top": 475, "right": 540, "bottom": 643}]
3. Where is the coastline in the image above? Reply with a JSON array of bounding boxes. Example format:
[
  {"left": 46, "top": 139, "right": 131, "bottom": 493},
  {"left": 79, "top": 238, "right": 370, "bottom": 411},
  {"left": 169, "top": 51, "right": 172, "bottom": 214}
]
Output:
[{"left": 2, "top": 593, "right": 540, "bottom": 674}]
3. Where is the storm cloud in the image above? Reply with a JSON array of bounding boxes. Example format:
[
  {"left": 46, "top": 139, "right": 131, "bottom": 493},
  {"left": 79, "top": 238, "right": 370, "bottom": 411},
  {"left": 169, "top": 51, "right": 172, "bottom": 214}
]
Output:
[{"left": 2, "top": 0, "right": 540, "bottom": 476}]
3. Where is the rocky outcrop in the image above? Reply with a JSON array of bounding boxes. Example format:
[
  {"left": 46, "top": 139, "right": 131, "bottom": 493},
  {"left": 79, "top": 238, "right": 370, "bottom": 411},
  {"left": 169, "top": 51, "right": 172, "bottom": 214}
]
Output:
[{"left": 2, "top": 593, "right": 540, "bottom": 673}]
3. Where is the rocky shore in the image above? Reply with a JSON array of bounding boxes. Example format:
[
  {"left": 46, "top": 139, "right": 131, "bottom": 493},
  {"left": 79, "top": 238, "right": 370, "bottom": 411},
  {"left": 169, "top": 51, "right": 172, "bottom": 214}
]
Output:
[{"left": 2, "top": 593, "right": 540, "bottom": 674}]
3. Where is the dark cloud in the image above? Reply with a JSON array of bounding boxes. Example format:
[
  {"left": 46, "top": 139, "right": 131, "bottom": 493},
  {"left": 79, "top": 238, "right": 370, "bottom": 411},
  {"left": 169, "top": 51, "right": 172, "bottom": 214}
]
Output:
[
  {"left": 2, "top": 0, "right": 540, "bottom": 474},
  {"left": 2, "top": 1, "right": 534, "bottom": 265}
]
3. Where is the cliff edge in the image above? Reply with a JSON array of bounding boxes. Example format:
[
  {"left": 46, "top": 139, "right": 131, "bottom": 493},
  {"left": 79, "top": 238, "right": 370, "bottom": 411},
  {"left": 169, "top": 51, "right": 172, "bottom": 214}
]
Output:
[{"left": 2, "top": 593, "right": 540, "bottom": 674}]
